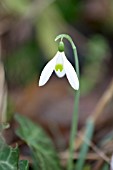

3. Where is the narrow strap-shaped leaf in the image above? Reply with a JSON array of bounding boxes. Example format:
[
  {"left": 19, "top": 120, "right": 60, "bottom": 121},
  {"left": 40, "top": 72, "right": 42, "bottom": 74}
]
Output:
[{"left": 76, "top": 118, "right": 94, "bottom": 170}]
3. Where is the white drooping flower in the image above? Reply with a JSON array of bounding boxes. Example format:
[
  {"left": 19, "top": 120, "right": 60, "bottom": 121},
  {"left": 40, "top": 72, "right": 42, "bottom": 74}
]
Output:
[{"left": 39, "top": 42, "right": 79, "bottom": 90}]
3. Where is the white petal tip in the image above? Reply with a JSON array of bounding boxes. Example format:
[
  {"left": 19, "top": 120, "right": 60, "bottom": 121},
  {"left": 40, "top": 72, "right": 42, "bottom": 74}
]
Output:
[
  {"left": 38, "top": 78, "right": 46, "bottom": 87},
  {"left": 73, "top": 84, "right": 79, "bottom": 90},
  {"left": 75, "top": 87, "right": 79, "bottom": 91},
  {"left": 39, "top": 82, "right": 42, "bottom": 87},
  {"left": 68, "top": 77, "right": 79, "bottom": 90},
  {"left": 38, "top": 81, "right": 43, "bottom": 87}
]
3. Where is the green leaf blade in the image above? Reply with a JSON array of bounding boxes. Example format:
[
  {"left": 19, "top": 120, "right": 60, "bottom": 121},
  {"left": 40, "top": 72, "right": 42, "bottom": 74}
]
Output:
[
  {"left": 0, "top": 146, "right": 19, "bottom": 170},
  {"left": 15, "top": 113, "right": 61, "bottom": 170},
  {"left": 0, "top": 123, "right": 29, "bottom": 170}
]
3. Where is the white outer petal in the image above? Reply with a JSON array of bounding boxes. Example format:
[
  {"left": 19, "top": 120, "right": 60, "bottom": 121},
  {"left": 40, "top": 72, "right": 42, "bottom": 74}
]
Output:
[
  {"left": 39, "top": 53, "right": 57, "bottom": 86},
  {"left": 62, "top": 52, "right": 79, "bottom": 90}
]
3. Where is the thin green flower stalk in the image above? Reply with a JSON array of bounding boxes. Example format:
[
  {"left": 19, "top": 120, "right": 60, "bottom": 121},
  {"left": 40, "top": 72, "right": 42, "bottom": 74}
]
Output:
[
  {"left": 55, "top": 34, "right": 80, "bottom": 170},
  {"left": 39, "top": 34, "right": 80, "bottom": 170}
]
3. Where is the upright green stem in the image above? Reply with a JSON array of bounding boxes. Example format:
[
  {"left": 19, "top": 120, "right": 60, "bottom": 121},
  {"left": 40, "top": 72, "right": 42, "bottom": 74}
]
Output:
[{"left": 55, "top": 34, "right": 80, "bottom": 170}]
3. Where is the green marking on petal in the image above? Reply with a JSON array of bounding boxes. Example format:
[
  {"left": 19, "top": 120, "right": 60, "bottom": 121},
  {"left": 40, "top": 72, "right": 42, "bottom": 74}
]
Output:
[{"left": 55, "top": 64, "right": 63, "bottom": 72}]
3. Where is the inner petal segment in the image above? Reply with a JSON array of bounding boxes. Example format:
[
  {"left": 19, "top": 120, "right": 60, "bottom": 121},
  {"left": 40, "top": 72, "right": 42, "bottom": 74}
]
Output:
[
  {"left": 54, "top": 63, "right": 65, "bottom": 78},
  {"left": 55, "top": 64, "right": 63, "bottom": 72}
]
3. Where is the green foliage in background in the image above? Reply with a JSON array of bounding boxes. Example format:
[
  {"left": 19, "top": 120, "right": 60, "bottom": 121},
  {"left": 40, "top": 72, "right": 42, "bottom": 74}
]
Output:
[
  {"left": 55, "top": 0, "right": 82, "bottom": 22},
  {"left": 15, "top": 114, "right": 61, "bottom": 170},
  {"left": 83, "top": 165, "right": 91, "bottom": 170},
  {"left": 4, "top": 0, "right": 30, "bottom": 15},
  {"left": 37, "top": 3, "right": 66, "bottom": 59},
  {"left": 4, "top": 40, "right": 42, "bottom": 87},
  {"left": 81, "top": 34, "right": 110, "bottom": 94},
  {"left": 102, "top": 163, "right": 109, "bottom": 170}
]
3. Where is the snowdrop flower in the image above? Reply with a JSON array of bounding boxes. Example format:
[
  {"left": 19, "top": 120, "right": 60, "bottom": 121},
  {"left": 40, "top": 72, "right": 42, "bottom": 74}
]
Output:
[{"left": 39, "top": 42, "right": 79, "bottom": 90}]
